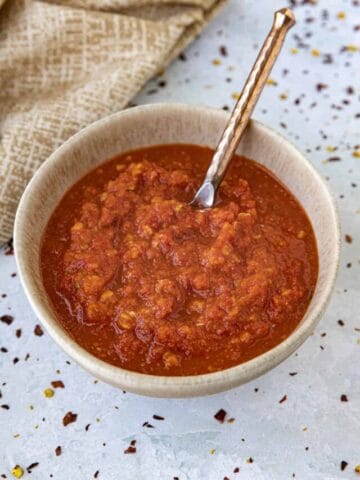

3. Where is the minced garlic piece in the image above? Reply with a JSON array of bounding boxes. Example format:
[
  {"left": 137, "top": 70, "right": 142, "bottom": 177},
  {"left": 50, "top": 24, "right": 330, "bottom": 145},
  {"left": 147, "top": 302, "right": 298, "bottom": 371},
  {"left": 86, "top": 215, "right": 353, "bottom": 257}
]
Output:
[
  {"left": 117, "top": 311, "right": 136, "bottom": 330},
  {"left": 297, "top": 230, "right": 306, "bottom": 239},
  {"left": 163, "top": 351, "right": 180, "bottom": 368},
  {"left": 71, "top": 222, "right": 83, "bottom": 231},
  {"left": 100, "top": 290, "right": 114, "bottom": 302}
]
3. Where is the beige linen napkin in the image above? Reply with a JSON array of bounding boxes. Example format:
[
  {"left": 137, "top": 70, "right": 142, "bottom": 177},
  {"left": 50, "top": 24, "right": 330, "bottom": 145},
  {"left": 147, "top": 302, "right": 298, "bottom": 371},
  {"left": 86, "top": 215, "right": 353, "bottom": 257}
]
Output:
[{"left": 0, "top": 0, "right": 224, "bottom": 243}]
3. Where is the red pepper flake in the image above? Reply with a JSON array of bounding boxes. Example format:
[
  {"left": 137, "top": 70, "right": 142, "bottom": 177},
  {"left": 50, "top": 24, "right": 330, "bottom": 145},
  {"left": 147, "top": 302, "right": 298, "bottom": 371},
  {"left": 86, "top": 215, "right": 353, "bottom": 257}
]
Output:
[
  {"left": 153, "top": 414, "right": 164, "bottom": 421},
  {"left": 63, "top": 411, "right": 77, "bottom": 426},
  {"left": 323, "top": 53, "right": 333, "bottom": 64},
  {"left": 279, "top": 395, "right": 287, "bottom": 404},
  {"left": 214, "top": 409, "right": 227, "bottom": 423},
  {"left": 26, "top": 462, "right": 39, "bottom": 473},
  {"left": 341, "top": 461, "right": 348, "bottom": 471},
  {"left": 316, "top": 83, "right": 328, "bottom": 91},
  {"left": 34, "top": 324, "right": 44, "bottom": 336},
  {"left": 0, "top": 315, "right": 14, "bottom": 325},
  {"left": 341, "top": 394, "right": 348, "bottom": 402},
  {"left": 345, "top": 234, "right": 353, "bottom": 244},
  {"left": 55, "top": 446, "right": 62, "bottom": 456},
  {"left": 124, "top": 440, "right": 137, "bottom": 454},
  {"left": 51, "top": 380, "right": 65, "bottom": 389},
  {"left": 15, "top": 329, "right": 22, "bottom": 338},
  {"left": 224, "top": 477, "right": 230, "bottom": 480},
  {"left": 219, "top": 45, "right": 228, "bottom": 57},
  {"left": 5, "top": 238, "right": 14, "bottom": 255},
  {"left": 234, "top": 467, "right": 240, "bottom": 473},
  {"left": 142, "top": 421, "right": 154, "bottom": 428}
]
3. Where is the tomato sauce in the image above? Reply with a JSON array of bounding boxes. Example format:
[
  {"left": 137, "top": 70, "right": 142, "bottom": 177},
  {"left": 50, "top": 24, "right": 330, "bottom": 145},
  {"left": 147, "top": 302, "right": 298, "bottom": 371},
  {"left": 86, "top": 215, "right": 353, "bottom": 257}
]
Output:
[{"left": 40, "top": 145, "right": 318, "bottom": 376}]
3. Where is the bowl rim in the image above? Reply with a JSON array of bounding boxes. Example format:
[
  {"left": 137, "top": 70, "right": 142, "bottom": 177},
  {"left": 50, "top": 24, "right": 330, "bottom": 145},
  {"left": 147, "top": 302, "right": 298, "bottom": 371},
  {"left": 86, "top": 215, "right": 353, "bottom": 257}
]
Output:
[{"left": 14, "top": 102, "right": 341, "bottom": 397}]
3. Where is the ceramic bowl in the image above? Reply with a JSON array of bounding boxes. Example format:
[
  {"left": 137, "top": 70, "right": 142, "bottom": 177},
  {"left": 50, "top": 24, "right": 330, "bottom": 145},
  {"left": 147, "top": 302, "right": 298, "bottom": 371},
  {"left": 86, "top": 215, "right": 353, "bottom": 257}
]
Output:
[{"left": 14, "top": 103, "right": 340, "bottom": 397}]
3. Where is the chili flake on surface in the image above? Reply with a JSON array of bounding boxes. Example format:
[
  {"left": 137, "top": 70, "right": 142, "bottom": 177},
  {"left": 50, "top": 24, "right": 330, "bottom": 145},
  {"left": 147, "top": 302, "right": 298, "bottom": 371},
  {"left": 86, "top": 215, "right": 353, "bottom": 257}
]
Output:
[
  {"left": 214, "top": 409, "right": 227, "bottom": 423},
  {"left": 124, "top": 440, "right": 137, "bottom": 454},
  {"left": 62, "top": 411, "right": 77, "bottom": 426},
  {"left": 51, "top": 380, "right": 65, "bottom": 389}
]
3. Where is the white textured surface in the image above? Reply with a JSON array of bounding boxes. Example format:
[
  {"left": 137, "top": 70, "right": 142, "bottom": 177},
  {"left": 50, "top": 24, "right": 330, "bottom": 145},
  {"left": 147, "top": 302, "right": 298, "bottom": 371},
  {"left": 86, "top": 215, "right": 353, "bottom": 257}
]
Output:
[{"left": 1, "top": 0, "right": 360, "bottom": 478}]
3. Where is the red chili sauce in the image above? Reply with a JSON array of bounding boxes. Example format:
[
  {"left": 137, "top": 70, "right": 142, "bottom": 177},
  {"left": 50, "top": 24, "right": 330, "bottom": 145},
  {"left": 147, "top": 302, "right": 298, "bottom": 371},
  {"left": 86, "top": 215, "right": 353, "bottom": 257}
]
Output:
[{"left": 40, "top": 145, "right": 318, "bottom": 376}]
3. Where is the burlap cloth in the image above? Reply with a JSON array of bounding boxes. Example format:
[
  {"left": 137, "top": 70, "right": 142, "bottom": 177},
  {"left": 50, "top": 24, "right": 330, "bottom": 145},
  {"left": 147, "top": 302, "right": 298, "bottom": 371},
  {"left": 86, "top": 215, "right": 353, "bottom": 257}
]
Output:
[{"left": 0, "top": 0, "right": 224, "bottom": 243}]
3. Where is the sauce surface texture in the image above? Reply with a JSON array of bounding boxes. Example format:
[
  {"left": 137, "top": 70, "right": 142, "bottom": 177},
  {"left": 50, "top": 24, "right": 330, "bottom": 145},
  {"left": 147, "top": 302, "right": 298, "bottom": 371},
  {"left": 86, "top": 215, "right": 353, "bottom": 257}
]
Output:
[{"left": 41, "top": 145, "right": 318, "bottom": 375}]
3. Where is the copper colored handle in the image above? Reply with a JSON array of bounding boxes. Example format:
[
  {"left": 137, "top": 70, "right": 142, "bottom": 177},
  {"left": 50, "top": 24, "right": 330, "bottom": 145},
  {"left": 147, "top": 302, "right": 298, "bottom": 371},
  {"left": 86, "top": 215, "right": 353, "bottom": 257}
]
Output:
[{"left": 191, "top": 8, "right": 296, "bottom": 208}]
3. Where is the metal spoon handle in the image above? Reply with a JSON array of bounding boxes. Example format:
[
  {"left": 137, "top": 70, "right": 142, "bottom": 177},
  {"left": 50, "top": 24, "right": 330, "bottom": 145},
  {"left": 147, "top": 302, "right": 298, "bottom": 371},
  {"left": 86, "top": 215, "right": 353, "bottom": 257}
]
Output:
[{"left": 192, "top": 8, "right": 295, "bottom": 208}]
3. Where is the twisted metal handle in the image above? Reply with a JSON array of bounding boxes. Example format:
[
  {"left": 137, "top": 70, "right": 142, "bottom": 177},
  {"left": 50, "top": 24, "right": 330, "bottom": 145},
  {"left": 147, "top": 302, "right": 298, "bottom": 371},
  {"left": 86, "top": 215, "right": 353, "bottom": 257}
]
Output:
[{"left": 191, "top": 8, "right": 295, "bottom": 208}]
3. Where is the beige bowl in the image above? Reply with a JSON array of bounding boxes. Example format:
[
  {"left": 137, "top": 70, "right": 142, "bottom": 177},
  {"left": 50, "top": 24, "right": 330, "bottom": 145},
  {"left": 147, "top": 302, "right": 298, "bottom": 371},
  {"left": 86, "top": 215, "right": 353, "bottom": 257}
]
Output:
[{"left": 14, "top": 103, "right": 340, "bottom": 397}]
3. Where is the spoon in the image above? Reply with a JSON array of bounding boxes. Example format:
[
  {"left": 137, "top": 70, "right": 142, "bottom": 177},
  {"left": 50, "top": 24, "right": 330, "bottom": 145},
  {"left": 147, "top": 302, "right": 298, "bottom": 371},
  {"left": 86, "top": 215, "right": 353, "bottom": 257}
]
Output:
[{"left": 191, "top": 8, "right": 296, "bottom": 208}]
